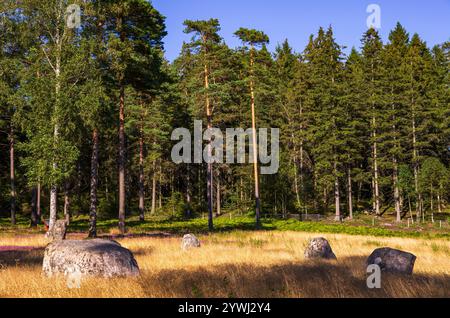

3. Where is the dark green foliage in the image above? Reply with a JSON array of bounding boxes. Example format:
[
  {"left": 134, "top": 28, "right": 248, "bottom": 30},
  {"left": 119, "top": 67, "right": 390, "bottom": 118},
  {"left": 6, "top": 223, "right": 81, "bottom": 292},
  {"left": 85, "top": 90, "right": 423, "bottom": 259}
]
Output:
[{"left": 0, "top": 1, "right": 448, "bottom": 231}]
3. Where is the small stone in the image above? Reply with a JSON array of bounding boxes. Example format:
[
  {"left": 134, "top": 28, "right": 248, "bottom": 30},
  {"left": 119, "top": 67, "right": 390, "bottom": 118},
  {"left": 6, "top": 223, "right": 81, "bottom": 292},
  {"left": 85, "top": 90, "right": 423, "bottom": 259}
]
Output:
[
  {"left": 304, "top": 237, "right": 337, "bottom": 260},
  {"left": 367, "top": 248, "right": 416, "bottom": 275},
  {"left": 181, "top": 234, "right": 201, "bottom": 250}
]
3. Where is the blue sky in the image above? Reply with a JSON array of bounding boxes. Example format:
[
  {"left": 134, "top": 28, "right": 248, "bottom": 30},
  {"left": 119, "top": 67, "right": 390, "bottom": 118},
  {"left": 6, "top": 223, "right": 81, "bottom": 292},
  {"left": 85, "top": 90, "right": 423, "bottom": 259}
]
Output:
[{"left": 152, "top": 0, "right": 450, "bottom": 61}]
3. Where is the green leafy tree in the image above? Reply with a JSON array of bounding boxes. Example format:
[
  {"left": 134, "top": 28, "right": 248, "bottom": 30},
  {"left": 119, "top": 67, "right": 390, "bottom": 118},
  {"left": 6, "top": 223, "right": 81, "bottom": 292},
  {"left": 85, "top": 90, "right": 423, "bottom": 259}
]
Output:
[{"left": 419, "top": 158, "right": 449, "bottom": 216}]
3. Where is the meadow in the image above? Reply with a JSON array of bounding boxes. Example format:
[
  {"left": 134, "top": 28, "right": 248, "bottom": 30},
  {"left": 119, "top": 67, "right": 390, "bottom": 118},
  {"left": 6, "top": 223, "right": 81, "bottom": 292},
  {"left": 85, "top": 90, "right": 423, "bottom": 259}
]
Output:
[{"left": 0, "top": 218, "right": 449, "bottom": 298}]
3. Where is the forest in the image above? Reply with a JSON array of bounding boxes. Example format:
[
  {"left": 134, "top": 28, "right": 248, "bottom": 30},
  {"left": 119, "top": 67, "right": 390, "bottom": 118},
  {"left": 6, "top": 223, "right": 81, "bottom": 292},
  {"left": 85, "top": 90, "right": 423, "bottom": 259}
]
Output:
[{"left": 1, "top": 0, "right": 449, "bottom": 236}]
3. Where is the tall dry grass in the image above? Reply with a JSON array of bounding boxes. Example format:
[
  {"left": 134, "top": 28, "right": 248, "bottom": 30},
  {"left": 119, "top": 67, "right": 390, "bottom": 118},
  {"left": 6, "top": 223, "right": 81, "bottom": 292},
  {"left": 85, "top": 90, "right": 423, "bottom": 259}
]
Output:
[{"left": 0, "top": 231, "right": 449, "bottom": 298}]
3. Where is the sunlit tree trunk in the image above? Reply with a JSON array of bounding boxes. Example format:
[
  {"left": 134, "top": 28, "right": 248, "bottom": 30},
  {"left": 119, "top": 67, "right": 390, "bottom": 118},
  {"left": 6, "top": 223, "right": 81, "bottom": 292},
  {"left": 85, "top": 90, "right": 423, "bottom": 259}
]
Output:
[
  {"left": 203, "top": 41, "right": 214, "bottom": 231},
  {"left": 249, "top": 45, "right": 261, "bottom": 227}
]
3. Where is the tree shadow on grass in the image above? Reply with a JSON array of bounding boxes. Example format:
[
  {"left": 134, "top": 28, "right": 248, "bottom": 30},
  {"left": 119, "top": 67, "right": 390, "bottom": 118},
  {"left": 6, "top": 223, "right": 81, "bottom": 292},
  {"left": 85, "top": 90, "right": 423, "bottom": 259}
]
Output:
[
  {"left": 138, "top": 255, "right": 450, "bottom": 298},
  {"left": 0, "top": 248, "right": 45, "bottom": 268}
]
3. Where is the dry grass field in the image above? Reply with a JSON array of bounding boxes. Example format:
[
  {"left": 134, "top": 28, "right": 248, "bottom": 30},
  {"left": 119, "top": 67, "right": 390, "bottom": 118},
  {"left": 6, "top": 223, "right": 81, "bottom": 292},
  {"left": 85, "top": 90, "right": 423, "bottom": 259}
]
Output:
[{"left": 0, "top": 231, "right": 449, "bottom": 298}]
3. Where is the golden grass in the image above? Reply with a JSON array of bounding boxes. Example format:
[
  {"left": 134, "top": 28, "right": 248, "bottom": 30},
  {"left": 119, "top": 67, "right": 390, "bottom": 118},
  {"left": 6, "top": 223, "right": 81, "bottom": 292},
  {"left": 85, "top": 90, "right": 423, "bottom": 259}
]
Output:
[{"left": 0, "top": 231, "right": 449, "bottom": 298}]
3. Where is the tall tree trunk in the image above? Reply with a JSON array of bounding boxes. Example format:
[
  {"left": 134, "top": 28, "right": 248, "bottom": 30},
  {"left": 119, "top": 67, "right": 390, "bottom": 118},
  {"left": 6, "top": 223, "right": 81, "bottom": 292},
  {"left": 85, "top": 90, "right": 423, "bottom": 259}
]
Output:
[
  {"left": 151, "top": 160, "right": 157, "bottom": 215},
  {"left": 371, "top": 59, "right": 380, "bottom": 216},
  {"left": 76, "top": 162, "right": 82, "bottom": 216},
  {"left": 118, "top": 83, "right": 126, "bottom": 234},
  {"left": 410, "top": 63, "right": 422, "bottom": 219},
  {"left": 300, "top": 142, "right": 305, "bottom": 213},
  {"left": 88, "top": 128, "right": 99, "bottom": 238},
  {"left": 299, "top": 100, "right": 305, "bottom": 214},
  {"left": 437, "top": 192, "right": 442, "bottom": 214},
  {"left": 186, "top": 164, "right": 191, "bottom": 217},
  {"left": 250, "top": 46, "right": 261, "bottom": 228},
  {"left": 117, "top": 14, "right": 126, "bottom": 234},
  {"left": 334, "top": 162, "right": 341, "bottom": 221},
  {"left": 203, "top": 47, "right": 214, "bottom": 232},
  {"left": 216, "top": 171, "right": 221, "bottom": 217},
  {"left": 63, "top": 182, "right": 70, "bottom": 224},
  {"left": 430, "top": 185, "right": 434, "bottom": 213},
  {"left": 49, "top": 92, "right": 60, "bottom": 229},
  {"left": 313, "top": 169, "right": 319, "bottom": 212},
  {"left": 31, "top": 187, "right": 38, "bottom": 227},
  {"left": 347, "top": 166, "right": 353, "bottom": 219},
  {"left": 293, "top": 153, "right": 301, "bottom": 210},
  {"left": 138, "top": 124, "right": 145, "bottom": 222},
  {"left": 391, "top": 88, "right": 401, "bottom": 223},
  {"left": 37, "top": 183, "right": 41, "bottom": 221},
  {"left": 412, "top": 113, "right": 423, "bottom": 219},
  {"left": 240, "top": 176, "right": 244, "bottom": 203},
  {"left": 49, "top": 17, "right": 63, "bottom": 231},
  {"left": 408, "top": 197, "right": 414, "bottom": 223},
  {"left": 372, "top": 124, "right": 380, "bottom": 216},
  {"left": 158, "top": 162, "right": 162, "bottom": 209},
  {"left": 9, "top": 125, "right": 16, "bottom": 225},
  {"left": 393, "top": 159, "right": 401, "bottom": 223}
]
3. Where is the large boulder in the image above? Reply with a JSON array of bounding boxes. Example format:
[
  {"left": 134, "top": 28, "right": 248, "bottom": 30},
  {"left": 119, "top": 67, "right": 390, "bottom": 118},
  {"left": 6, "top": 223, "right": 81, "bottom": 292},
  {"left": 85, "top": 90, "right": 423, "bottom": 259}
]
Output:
[
  {"left": 304, "top": 237, "right": 337, "bottom": 260},
  {"left": 181, "top": 234, "right": 201, "bottom": 250},
  {"left": 42, "top": 239, "right": 140, "bottom": 278},
  {"left": 367, "top": 248, "right": 416, "bottom": 275},
  {"left": 45, "top": 220, "right": 68, "bottom": 241}
]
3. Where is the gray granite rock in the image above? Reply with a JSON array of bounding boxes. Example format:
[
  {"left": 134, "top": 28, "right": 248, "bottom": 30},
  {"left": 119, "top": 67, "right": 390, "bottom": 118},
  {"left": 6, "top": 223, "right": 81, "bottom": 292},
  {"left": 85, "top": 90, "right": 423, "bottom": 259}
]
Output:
[
  {"left": 304, "top": 237, "right": 337, "bottom": 260},
  {"left": 181, "top": 234, "right": 201, "bottom": 250},
  {"left": 367, "top": 248, "right": 416, "bottom": 275},
  {"left": 42, "top": 239, "right": 140, "bottom": 278}
]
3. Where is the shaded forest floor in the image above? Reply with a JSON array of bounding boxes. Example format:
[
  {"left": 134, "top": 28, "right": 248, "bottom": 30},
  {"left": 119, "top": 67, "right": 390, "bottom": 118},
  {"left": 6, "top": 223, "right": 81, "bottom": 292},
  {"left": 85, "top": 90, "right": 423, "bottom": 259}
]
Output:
[
  {"left": 1, "top": 211, "right": 449, "bottom": 239},
  {"left": 0, "top": 230, "right": 449, "bottom": 298}
]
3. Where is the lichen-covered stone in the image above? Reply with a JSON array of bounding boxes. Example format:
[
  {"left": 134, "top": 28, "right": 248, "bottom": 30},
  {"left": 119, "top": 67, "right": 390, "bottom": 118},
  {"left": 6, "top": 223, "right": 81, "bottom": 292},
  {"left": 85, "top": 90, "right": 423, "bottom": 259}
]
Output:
[
  {"left": 42, "top": 239, "right": 140, "bottom": 278},
  {"left": 367, "top": 248, "right": 416, "bottom": 275},
  {"left": 181, "top": 234, "right": 201, "bottom": 250},
  {"left": 304, "top": 237, "right": 337, "bottom": 260}
]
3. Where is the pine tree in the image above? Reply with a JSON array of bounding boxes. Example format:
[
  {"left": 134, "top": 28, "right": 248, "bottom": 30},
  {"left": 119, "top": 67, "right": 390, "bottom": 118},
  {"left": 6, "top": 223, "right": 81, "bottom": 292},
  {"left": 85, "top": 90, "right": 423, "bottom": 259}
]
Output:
[
  {"left": 360, "top": 28, "right": 384, "bottom": 216},
  {"left": 304, "top": 27, "right": 345, "bottom": 220},
  {"left": 234, "top": 28, "right": 270, "bottom": 227},
  {"left": 274, "top": 40, "right": 304, "bottom": 212},
  {"left": 342, "top": 48, "right": 366, "bottom": 218},
  {"left": 183, "top": 19, "right": 222, "bottom": 231},
  {"left": 105, "top": 0, "right": 166, "bottom": 233},
  {"left": 402, "top": 33, "right": 434, "bottom": 218},
  {"left": 381, "top": 23, "right": 410, "bottom": 222}
]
